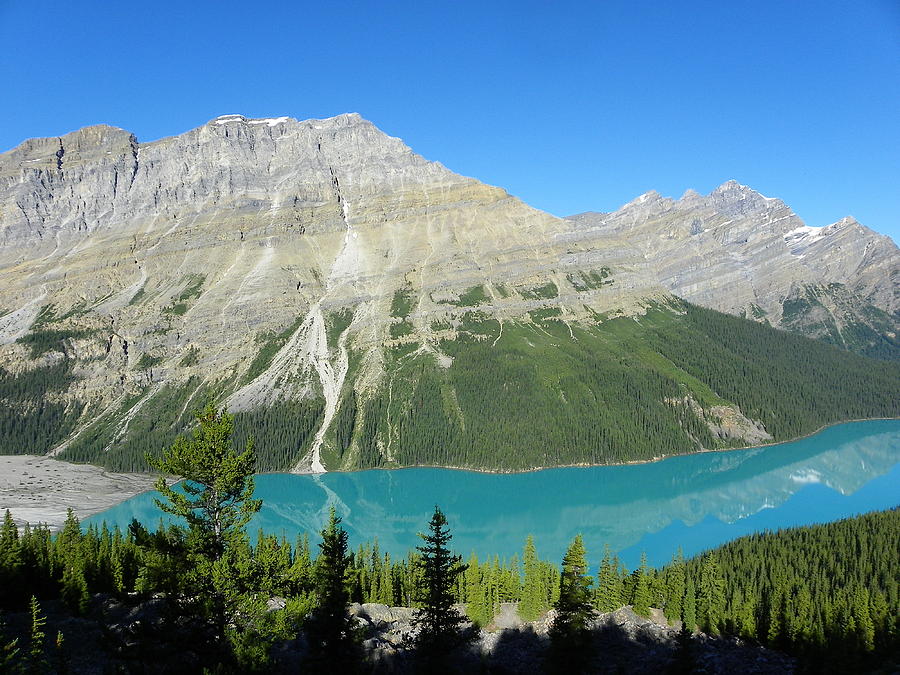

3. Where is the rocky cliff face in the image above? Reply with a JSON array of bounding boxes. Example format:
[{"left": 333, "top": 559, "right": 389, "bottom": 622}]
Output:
[
  {"left": 0, "top": 114, "right": 663, "bottom": 470},
  {"left": 568, "top": 182, "right": 899, "bottom": 357},
  {"left": 0, "top": 115, "right": 896, "bottom": 472}
]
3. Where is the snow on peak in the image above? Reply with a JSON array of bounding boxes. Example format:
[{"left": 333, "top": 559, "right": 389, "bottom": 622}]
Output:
[
  {"left": 784, "top": 225, "right": 826, "bottom": 241},
  {"left": 623, "top": 190, "right": 661, "bottom": 208},
  {"left": 213, "top": 114, "right": 245, "bottom": 125},
  {"left": 212, "top": 115, "right": 291, "bottom": 127},
  {"left": 247, "top": 117, "right": 290, "bottom": 127},
  {"left": 784, "top": 224, "right": 829, "bottom": 257}
]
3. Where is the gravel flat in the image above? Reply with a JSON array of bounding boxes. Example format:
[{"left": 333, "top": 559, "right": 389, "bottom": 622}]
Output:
[{"left": 0, "top": 455, "right": 155, "bottom": 530}]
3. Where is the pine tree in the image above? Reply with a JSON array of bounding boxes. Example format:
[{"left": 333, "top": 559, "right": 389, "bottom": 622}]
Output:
[
  {"left": 682, "top": 577, "right": 697, "bottom": 631},
  {"left": 549, "top": 535, "right": 594, "bottom": 673},
  {"left": 306, "top": 507, "right": 359, "bottom": 671},
  {"left": 631, "top": 551, "right": 652, "bottom": 617},
  {"left": 412, "top": 506, "right": 468, "bottom": 659},
  {"left": 27, "top": 596, "right": 47, "bottom": 674},
  {"left": 698, "top": 553, "right": 725, "bottom": 634},
  {"left": 149, "top": 403, "right": 261, "bottom": 558},
  {"left": 595, "top": 544, "right": 622, "bottom": 613},
  {"left": 142, "top": 403, "right": 262, "bottom": 662},
  {"left": 519, "top": 535, "right": 545, "bottom": 621}
]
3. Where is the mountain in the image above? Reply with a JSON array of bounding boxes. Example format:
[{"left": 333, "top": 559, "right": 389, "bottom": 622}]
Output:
[
  {"left": 1, "top": 115, "right": 897, "bottom": 473},
  {"left": 568, "top": 182, "right": 900, "bottom": 359}
]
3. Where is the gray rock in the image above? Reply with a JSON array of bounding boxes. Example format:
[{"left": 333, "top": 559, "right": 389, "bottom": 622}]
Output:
[{"left": 568, "top": 181, "right": 899, "bottom": 350}]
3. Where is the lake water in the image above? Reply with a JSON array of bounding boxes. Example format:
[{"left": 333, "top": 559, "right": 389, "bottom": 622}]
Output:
[{"left": 87, "top": 419, "right": 900, "bottom": 570}]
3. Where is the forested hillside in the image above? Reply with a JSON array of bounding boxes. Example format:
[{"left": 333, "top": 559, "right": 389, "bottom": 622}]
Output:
[
  {"left": 3, "top": 300, "right": 897, "bottom": 472},
  {"left": 336, "top": 300, "right": 900, "bottom": 470},
  {"left": 1, "top": 503, "right": 896, "bottom": 672}
]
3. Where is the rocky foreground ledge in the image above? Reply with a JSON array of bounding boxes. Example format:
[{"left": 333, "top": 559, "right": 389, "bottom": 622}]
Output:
[
  {"left": 343, "top": 602, "right": 795, "bottom": 674},
  {"left": 5, "top": 593, "right": 794, "bottom": 674}
]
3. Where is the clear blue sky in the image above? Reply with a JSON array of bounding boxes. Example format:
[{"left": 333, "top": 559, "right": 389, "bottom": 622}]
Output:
[{"left": 1, "top": 0, "right": 898, "bottom": 240}]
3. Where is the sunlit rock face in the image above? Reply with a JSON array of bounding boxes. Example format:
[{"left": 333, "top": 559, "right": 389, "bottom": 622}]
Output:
[
  {"left": 1, "top": 114, "right": 896, "bottom": 470},
  {"left": 0, "top": 114, "right": 662, "bottom": 466},
  {"left": 568, "top": 181, "right": 899, "bottom": 354}
]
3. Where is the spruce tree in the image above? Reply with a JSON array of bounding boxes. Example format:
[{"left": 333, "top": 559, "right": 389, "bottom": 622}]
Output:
[
  {"left": 698, "top": 553, "right": 725, "bottom": 634},
  {"left": 412, "top": 506, "right": 468, "bottom": 660},
  {"left": 664, "top": 549, "right": 685, "bottom": 624},
  {"left": 852, "top": 587, "right": 875, "bottom": 652},
  {"left": 464, "top": 553, "right": 488, "bottom": 627},
  {"left": 307, "top": 507, "right": 359, "bottom": 672},
  {"left": 60, "top": 562, "right": 90, "bottom": 615},
  {"left": 549, "top": 535, "right": 594, "bottom": 673},
  {"left": 682, "top": 578, "right": 697, "bottom": 631},
  {"left": 595, "top": 544, "right": 621, "bottom": 612},
  {"left": 0, "top": 510, "right": 22, "bottom": 608},
  {"left": 631, "top": 552, "right": 652, "bottom": 617},
  {"left": 519, "top": 535, "right": 545, "bottom": 621}
]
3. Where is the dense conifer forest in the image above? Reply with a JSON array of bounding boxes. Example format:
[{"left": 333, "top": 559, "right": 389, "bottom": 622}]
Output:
[
  {"left": 1, "top": 501, "right": 896, "bottom": 672},
  {"left": 344, "top": 301, "right": 900, "bottom": 470},
  {"left": 1, "top": 301, "right": 898, "bottom": 472}
]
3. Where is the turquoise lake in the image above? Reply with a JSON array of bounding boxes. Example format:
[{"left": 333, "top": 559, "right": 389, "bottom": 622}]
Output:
[{"left": 86, "top": 419, "right": 900, "bottom": 570}]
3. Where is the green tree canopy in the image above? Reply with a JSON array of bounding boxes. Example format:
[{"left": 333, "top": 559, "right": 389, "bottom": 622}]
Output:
[
  {"left": 549, "top": 534, "right": 594, "bottom": 673},
  {"left": 149, "top": 402, "right": 261, "bottom": 558},
  {"left": 412, "top": 506, "right": 468, "bottom": 659},
  {"left": 306, "top": 507, "right": 359, "bottom": 671}
]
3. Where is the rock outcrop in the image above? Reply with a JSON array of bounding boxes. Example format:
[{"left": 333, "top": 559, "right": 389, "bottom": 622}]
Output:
[
  {"left": 1, "top": 595, "right": 797, "bottom": 674},
  {"left": 0, "top": 114, "right": 664, "bottom": 470},
  {"left": 568, "top": 182, "right": 899, "bottom": 356},
  {"left": 0, "top": 115, "right": 897, "bottom": 471}
]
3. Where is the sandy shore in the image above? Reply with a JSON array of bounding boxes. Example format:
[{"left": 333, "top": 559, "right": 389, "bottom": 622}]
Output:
[{"left": 0, "top": 455, "right": 156, "bottom": 531}]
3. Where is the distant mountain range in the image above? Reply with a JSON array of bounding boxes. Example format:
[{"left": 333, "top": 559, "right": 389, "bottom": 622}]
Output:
[
  {"left": 1, "top": 114, "right": 897, "bottom": 473},
  {"left": 568, "top": 181, "right": 898, "bottom": 359}
]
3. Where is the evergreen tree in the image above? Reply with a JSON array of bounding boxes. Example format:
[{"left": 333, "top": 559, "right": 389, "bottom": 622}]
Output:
[
  {"left": 852, "top": 587, "right": 875, "bottom": 652},
  {"left": 412, "top": 506, "right": 468, "bottom": 660},
  {"left": 26, "top": 596, "right": 47, "bottom": 674},
  {"left": 143, "top": 402, "right": 262, "bottom": 663},
  {"left": 594, "top": 544, "right": 622, "bottom": 613},
  {"left": 672, "top": 624, "right": 694, "bottom": 675},
  {"left": 149, "top": 402, "right": 261, "bottom": 558},
  {"left": 549, "top": 535, "right": 594, "bottom": 673},
  {"left": 0, "top": 611, "right": 20, "bottom": 673},
  {"left": 698, "top": 553, "right": 725, "bottom": 634},
  {"left": 306, "top": 507, "right": 359, "bottom": 672},
  {"left": 519, "top": 535, "right": 546, "bottom": 621},
  {"left": 736, "top": 591, "right": 757, "bottom": 640},
  {"left": 0, "top": 511, "right": 22, "bottom": 608},
  {"left": 631, "top": 552, "right": 652, "bottom": 617},
  {"left": 664, "top": 549, "right": 686, "bottom": 625},
  {"left": 464, "top": 553, "right": 488, "bottom": 626},
  {"left": 682, "top": 578, "right": 697, "bottom": 631},
  {"left": 60, "top": 562, "right": 90, "bottom": 615}
]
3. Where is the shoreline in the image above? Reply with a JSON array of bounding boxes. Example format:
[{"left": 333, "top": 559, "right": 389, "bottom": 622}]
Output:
[
  {"left": 289, "top": 416, "right": 900, "bottom": 477},
  {"left": 0, "top": 454, "right": 156, "bottom": 531},
  {"left": 1, "top": 417, "right": 897, "bottom": 530}
]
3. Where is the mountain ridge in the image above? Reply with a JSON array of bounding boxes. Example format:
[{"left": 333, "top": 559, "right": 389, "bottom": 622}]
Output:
[{"left": 0, "top": 113, "right": 897, "bottom": 473}]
